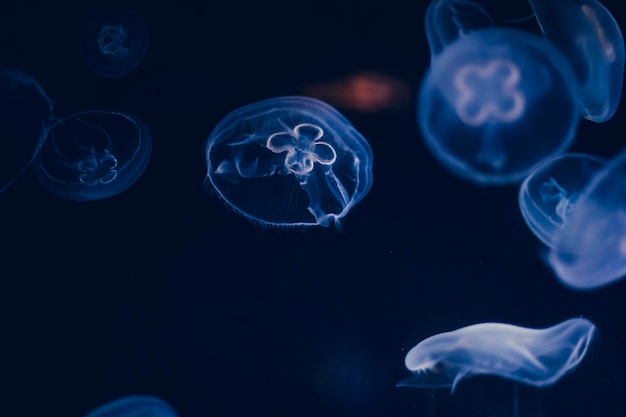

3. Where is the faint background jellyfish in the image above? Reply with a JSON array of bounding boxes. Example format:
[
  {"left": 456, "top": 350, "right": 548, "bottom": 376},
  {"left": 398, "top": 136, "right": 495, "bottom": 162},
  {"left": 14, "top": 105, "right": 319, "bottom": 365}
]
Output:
[
  {"left": 519, "top": 153, "right": 607, "bottom": 247},
  {"left": 85, "top": 395, "right": 178, "bottom": 417},
  {"left": 0, "top": 67, "right": 55, "bottom": 195},
  {"left": 424, "top": 0, "right": 495, "bottom": 59},
  {"left": 34, "top": 111, "right": 152, "bottom": 201},
  {"left": 80, "top": 7, "right": 149, "bottom": 78},
  {"left": 204, "top": 96, "right": 373, "bottom": 227},
  {"left": 397, "top": 318, "right": 596, "bottom": 392},
  {"left": 528, "top": 0, "right": 625, "bottom": 122},
  {"left": 543, "top": 149, "right": 626, "bottom": 290},
  {"left": 418, "top": 27, "right": 579, "bottom": 185}
]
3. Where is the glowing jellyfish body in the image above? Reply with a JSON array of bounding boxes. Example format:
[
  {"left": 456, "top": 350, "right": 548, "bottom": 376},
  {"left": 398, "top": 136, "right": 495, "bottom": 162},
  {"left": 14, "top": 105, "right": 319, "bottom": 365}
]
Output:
[
  {"left": 548, "top": 149, "right": 626, "bottom": 289},
  {"left": 80, "top": 7, "right": 149, "bottom": 77},
  {"left": 205, "top": 96, "right": 373, "bottom": 227},
  {"left": 419, "top": 27, "right": 579, "bottom": 185},
  {"left": 397, "top": 318, "right": 595, "bottom": 392},
  {"left": 519, "top": 153, "right": 607, "bottom": 246},
  {"left": 0, "top": 68, "right": 55, "bottom": 194},
  {"left": 85, "top": 395, "right": 178, "bottom": 417},
  {"left": 528, "top": 0, "right": 625, "bottom": 122},
  {"left": 34, "top": 111, "right": 152, "bottom": 201}
]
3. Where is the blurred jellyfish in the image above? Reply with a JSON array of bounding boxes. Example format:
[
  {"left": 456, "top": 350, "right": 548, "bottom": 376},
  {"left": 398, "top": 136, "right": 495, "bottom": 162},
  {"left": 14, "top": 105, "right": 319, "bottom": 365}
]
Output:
[
  {"left": 418, "top": 27, "right": 579, "bottom": 185},
  {"left": 397, "top": 318, "right": 595, "bottom": 392},
  {"left": 205, "top": 96, "right": 373, "bottom": 227},
  {"left": 424, "top": 0, "right": 494, "bottom": 59},
  {"left": 0, "top": 68, "right": 55, "bottom": 195},
  {"left": 545, "top": 149, "right": 626, "bottom": 289},
  {"left": 80, "top": 7, "right": 149, "bottom": 77},
  {"left": 528, "top": 0, "right": 625, "bottom": 122},
  {"left": 34, "top": 111, "right": 152, "bottom": 201},
  {"left": 85, "top": 395, "right": 178, "bottom": 417},
  {"left": 519, "top": 153, "right": 607, "bottom": 246}
]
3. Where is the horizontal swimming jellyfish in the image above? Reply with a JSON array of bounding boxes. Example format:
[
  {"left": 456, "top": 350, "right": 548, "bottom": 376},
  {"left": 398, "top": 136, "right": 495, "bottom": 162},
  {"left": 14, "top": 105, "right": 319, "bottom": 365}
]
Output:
[{"left": 397, "top": 318, "right": 595, "bottom": 393}]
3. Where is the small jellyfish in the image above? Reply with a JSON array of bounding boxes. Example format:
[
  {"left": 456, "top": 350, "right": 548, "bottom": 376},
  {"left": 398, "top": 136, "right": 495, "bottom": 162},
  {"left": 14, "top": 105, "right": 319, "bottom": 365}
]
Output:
[
  {"left": 548, "top": 149, "right": 626, "bottom": 289},
  {"left": 519, "top": 153, "right": 607, "bottom": 246},
  {"left": 80, "top": 7, "right": 149, "bottom": 77},
  {"left": 0, "top": 68, "right": 55, "bottom": 195},
  {"left": 34, "top": 111, "right": 152, "bottom": 201},
  {"left": 397, "top": 318, "right": 595, "bottom": 392},
  {"left": 85, "top": 395, "right": 178, "bottom": 417},
  {"left": 418, "top": 27, "right": 579, "bottom": 185},
  {"left": 205, "top": 96, "right": 373, "bottom": 227},
  {"left": 528, "top": 0, "right": 625, "bottom": 122}
]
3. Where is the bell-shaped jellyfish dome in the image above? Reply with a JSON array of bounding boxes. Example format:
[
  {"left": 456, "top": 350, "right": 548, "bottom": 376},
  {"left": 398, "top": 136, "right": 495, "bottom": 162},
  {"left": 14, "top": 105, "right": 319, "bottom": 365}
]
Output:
[
  {"left": 519, "top": 153, "right": 607, "bottom": 246},
  {"left": 0, "top": 68, "right": 55, "bottom": 195}
]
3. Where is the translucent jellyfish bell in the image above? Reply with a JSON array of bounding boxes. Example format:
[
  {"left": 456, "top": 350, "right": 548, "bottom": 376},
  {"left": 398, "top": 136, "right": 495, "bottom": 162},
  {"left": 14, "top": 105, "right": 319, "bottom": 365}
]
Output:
[
  {"left": 528, "top": 0, "right": 625, "bottom": 122},
  {"left": 205, "top": 96, "right": 374, "bottom": 227},
  {"left": 80, "top": 7, "right": 149, "bottom": 78},
  {"left": 519, "top": 153, "right": 607, "bottom": 246},
  {"left": 0, "top": 68, "right": 55, "bottom": 194},
  {"left": 418, "top": 27, "right": 579, "bottom": 185},
  {"left": 34, "top": 111, "right": 152, "bottom": 201},
  {"left": 424, "top": 0, "right": 494, "bottom": 59},
  {"left": 548, "top": 149, "right": 626, "bottom": 289},
  {"left": 85, "top": 395, "right": 178, "bottom": 417},
  {"left": 397, "top": 318, "right": 596, "bottom": 393}
]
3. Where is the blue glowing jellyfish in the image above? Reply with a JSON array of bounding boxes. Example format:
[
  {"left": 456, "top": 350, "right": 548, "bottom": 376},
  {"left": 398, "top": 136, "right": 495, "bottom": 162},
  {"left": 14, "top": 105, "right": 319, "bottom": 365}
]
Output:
[
  {"left": 205, "top": 96, "right": 373, "bottom": 227},
  {"left": 0, "top": 68, "right": 55, "bottom": 195},
  {"left": 424, "top": 0, "right": 494, "bottom": 59},
  {"left": 528, "top": 0, "right": 625, "bottom": 122},
  {"left": 34, "top": 111, "right": 152, "bottom": 201},
  {"left": 85, "top": 395, "right": 178, "bottom": 417},
  {"left": 397, "top": 318, "right": 595, "bottom": 392},
  {"left": 546, "top": 149, "right": 626, "bottom": 289},
  {"left": 80, "top": 7, "right": 149, "bottom": 78},
  {"left": 418, "top": 27, "right": 579, "bottom": 185},
  {"left": 519, "top": 153, "right": 607, "bottom": 246}
]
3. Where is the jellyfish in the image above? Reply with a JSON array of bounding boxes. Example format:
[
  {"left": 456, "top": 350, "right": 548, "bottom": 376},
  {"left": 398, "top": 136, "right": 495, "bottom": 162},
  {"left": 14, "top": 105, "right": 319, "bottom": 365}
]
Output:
[
  {"left": 34, "top": 111, "right": 152, "bottom": 201},
  {"left": 205, "top": 96, "right": 373, "bottom": 227},
  {"left": 0, "top": 68, "right": 55, "bottom": 195},
  {"left": 418, "top": 27, "right": 579, "bottom": 185},
  {"left": 424, "top": 0, "right": 494, "bottom": 59},
  {"left": 397, "top": 318, "right": 595, "bottom": 393},
  {"left": 528, "top": 0, "right": 625, "bottom": 122},
  {"left": 84, "top": 395, "right": 178, "bottom": 417},
  {"left": 425, "top": 0, "right": 624, "bottom": 122},
  {"left": 519, "top": 153, "right": 607, "bottom": 247},
  {"left": 546, "top": 149, "right": 626, "bottom": 289},
  {"left": 80, "top": 7, "right": 149, "bottom": 77}
]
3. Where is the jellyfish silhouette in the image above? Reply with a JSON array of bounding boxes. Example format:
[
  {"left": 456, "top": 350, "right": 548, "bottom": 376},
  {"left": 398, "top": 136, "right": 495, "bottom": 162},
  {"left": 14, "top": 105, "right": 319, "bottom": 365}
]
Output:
[
  {"left": 397, "top": 318, "right": 595, "bottom": 392},
  {"left": 34, "top": 111, "right": 152, "bottom": 201},
  {"left": 0, "top": 68, "right": 55, "bottom": 195},
  {"left": 80, "top": 7, "right": 149, "bottom": 77},
  {"left": 84, "top": 395, "right": 178, "bottom": 417},
  {"left": 519, "top": 153, "right": 607, "bottom": 247},
  {"left": 205, "top": 96, "right": 373, "bottom": 227}
]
